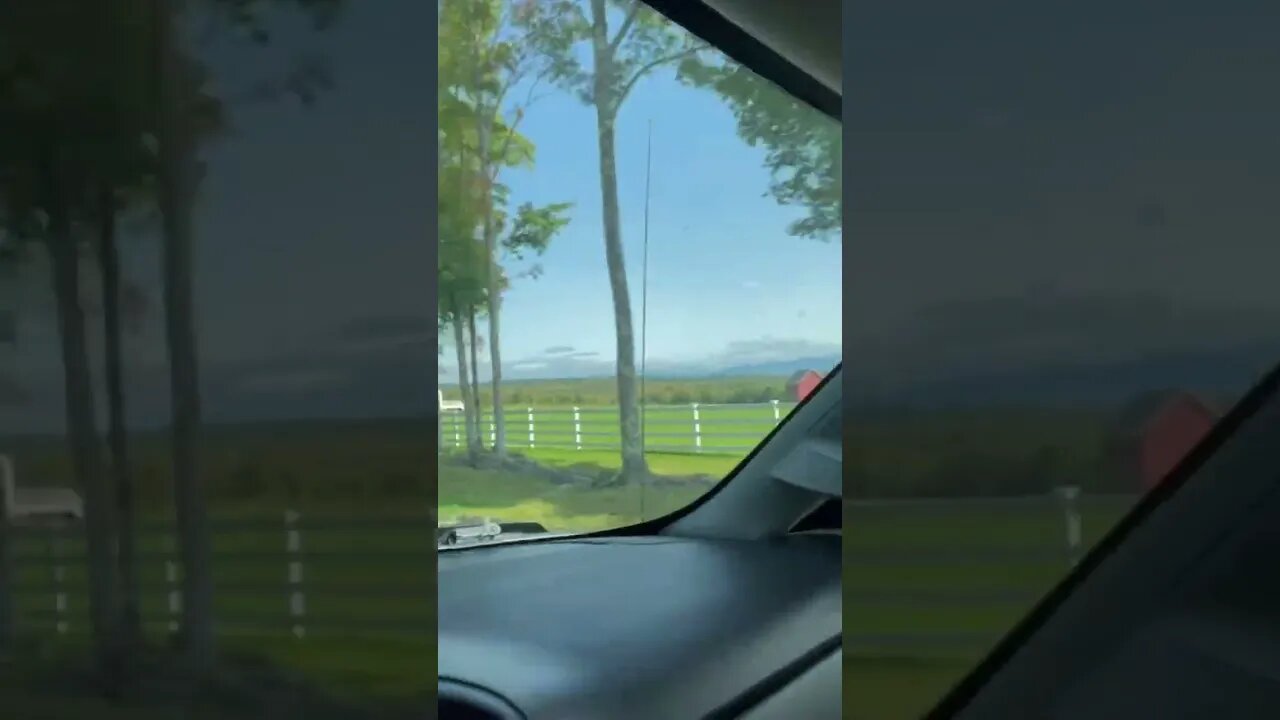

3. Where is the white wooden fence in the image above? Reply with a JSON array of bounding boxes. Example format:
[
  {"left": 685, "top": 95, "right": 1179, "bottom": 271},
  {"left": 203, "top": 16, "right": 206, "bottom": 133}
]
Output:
[{"left": 440, "top": 401, "right": 797, "bottom": 455}]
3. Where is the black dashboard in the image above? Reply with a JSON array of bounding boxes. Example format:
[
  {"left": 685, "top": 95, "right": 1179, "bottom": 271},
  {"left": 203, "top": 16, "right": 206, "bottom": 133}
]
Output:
[{"left": 437, "top": 534, "right": 842, "bottom": 719}]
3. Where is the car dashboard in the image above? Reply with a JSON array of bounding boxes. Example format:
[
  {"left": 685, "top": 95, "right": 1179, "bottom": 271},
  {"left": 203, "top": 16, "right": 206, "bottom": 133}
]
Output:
[{"left": 437, "top": 533, "right": 842, "bottom": 719}]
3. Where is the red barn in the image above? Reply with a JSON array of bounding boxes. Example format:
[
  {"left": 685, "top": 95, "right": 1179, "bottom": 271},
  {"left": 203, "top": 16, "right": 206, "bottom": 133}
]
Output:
[
  {"left": 785, "top": 370, "right": 823, "bottom": 403},
  {"left": 1106, "top": 390, "right": 1219, "bottom": 491}
]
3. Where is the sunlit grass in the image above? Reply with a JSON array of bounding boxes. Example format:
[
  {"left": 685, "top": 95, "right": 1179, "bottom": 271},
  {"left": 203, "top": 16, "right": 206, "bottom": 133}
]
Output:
[
  {"left": 844, "top": 655, "right": 975, "bottom": 719},
  {"left": 437, "top": 498, "right": 621, "bottom": 532},
  {"left": 521, "top": 447, "right": 744, "bottom": 476},
  {"left": 437, "top": 459, "right": 710, "bottom": 529}
]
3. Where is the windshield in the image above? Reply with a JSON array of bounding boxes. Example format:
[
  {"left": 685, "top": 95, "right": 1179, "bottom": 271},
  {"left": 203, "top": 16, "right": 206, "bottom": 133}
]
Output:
[{"left": 435, "top": 0, "right": 842, "bottom": 540}]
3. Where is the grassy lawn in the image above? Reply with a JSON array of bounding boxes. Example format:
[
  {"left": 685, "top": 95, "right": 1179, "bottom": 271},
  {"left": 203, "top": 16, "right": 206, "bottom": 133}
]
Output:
[
  {"left": 844, "top": 656, "right": 976, "bottom": 719},
  {"left": 515, "top": 446, "right": 745, "bottom": 477},
  {"left": 437, "top": 458, "right": 709, "bottom": 531},
  {"left": 6, "top": 507, "right": 434, "bottom": 714},
  {"left": 0, "top": 634, "right": 429, "bottom": 719}
]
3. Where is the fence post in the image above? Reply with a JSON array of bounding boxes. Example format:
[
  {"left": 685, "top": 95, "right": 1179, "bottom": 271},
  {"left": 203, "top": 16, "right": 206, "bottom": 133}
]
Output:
[
  {"left": 451, "top": 414, "right": 460, "bottom": 449},
  {"left": 527, "top": 407, "right": 536, "bottom": 449},
  {"left": 771, "top": 399, "right": 781, "bottom": 424},
  {"left": 285, "top": 510, "right": 305, "bottom": 639},
  {"left": 572, "top": 407, "right": 582, "bottom": 450},
  {"left": 50, "top": 533, "right": 67, "bottom": 635},
  {"left": 1055, "top": 486, "right": 1083, "bottom": 566},
  {"left": 164, "top": 535, "right": 180, "bottom": 633},
  {"left": 691, "top": 403, "right": 703, "bottom": 453}
]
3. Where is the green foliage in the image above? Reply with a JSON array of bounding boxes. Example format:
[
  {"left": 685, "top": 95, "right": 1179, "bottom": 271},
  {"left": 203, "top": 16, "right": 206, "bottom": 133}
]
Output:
[
  {"left": 501, "top": 201, "right": 572, "bottom": 276},
  {"left": 0, "top": 0, "right": 226, "bottom": 246},
  {"left": 438, "top": 0, "right": 572, "bottom": 325},
  {"left": 678, "top": 57, "right": 841, "bottom": 240},
  {"left": 518, "top": 0, "right": 709, "bottom": 117}
]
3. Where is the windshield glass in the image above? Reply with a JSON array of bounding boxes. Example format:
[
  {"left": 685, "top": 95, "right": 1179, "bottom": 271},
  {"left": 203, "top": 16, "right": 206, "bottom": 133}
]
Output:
[
  {"left": 435, "top": 0, "right": 842, "bottom": 539},
  {"left": 848, "top": 2, "right": 1280, "bottom": 717}
]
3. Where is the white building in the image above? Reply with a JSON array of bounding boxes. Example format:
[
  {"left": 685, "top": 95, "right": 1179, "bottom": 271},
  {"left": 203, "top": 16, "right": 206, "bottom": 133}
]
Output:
[
  {"left": 438, "top": 389, "right": 465, "bottom": 412},
  {"left": 1, "top": 454, "right": 83, "bottom": 525}
]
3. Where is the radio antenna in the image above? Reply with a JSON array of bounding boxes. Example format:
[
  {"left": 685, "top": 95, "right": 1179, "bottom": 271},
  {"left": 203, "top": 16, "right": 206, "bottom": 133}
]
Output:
[{"left": 640, "top": 119, "right": 653, "bottom": 518}]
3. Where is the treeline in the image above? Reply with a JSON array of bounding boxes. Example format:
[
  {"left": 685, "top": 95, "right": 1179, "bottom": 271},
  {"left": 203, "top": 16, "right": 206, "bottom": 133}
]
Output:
[
  {"left": 442, "top": 375, "right": 792, "bottom": 407},
  {"left": 11, "top": 408, "right": 1150, "bottom": 506},
  {"left": 846, "top": 408, "right": 1142, "bottom": 498},
  {"left": 3, "top": 420, "right": 433, "bottom": 510}
]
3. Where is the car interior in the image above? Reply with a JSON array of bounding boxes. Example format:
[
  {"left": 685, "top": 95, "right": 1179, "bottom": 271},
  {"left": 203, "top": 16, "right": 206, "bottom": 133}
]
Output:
[
  {"left": 437, "top": 3, "right": 844, "bottom": 719},
  {"left": 438, "top": 365, "right": 843, "bottom": 720},
  {"left": 441, "top": 1, "right": 1280, "bottom": 719}
]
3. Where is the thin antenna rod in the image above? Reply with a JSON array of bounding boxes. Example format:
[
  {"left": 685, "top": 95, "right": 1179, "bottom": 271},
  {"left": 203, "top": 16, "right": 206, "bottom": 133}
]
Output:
[{"left": 640, "top": 119, "right": 653, "bottom": 517}]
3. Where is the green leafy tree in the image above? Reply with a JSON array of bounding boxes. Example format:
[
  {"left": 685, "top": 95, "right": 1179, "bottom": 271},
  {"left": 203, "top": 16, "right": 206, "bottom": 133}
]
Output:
[
  {"left": 440, "top": 0, "right": 572, "bottom": 461},
  {"left": 151, "top": 0, "right": 344, "bottom": 671},
  {"left": 438, "top": 154, "right": 489, "bottom": 461},
  {"left": 518, "top": 0, "right": 708, "bottom": 483},
  {"left": 678, "top": 57, "right": 840, "bottom": 240},
  {"left": 0, "top": 0, "right": 159, "bottom": 680}
]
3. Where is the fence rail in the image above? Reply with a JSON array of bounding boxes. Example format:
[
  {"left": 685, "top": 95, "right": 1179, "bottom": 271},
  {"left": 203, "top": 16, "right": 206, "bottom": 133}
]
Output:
[
  {"left": 439, "top": 401, "right": 798, "bottom": 454},
  {"left": 4, "top": 511, "right": 433, "bottom": 640}
]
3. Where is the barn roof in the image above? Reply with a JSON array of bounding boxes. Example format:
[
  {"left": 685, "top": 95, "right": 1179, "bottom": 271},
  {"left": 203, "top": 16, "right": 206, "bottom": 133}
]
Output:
[
  {"left": 785, "top": 369, "right": 816, "bottom": 386},
  {"left": 1113, "top": 388, "right": 1220, "bottom": 434}
]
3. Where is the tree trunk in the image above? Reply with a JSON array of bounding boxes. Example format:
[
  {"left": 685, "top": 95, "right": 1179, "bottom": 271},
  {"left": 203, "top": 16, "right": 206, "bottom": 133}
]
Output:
[
  {"left": 476, "top": 127, "right": 506, "bottom": 460},
  {"left": 590, "top": 0, "right": 649, "bottom": 483},
  {"left": 450, "top": 298, "right": 480, "bottom": 461},
  {"left": 47, "top": 210, "right": 121, "bottom": 677},
  {"left": 0, "top": 457, "right": 12, "bottom": 655},
  {"left": 467, "top": 307, "right": 483, "bottom": 448},
  {"left": 155, "top": 0, "right": 215, "bottom": 670},
  {"left": 96, "top": 188, "right": 141, "bottom": 644},
  {"left": 484, "top": 261, "right": 505, "bottom": 459}
]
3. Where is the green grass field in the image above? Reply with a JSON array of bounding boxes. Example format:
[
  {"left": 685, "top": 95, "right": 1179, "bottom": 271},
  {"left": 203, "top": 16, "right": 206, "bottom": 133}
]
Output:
[{"left": 437, "top": 458, "right": 709, "bottom": 529}]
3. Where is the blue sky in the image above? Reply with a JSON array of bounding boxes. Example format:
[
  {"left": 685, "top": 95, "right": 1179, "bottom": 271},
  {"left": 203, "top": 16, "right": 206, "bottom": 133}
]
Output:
[{"left": 453, "top": 52, "right": 844, "bottom": 380}]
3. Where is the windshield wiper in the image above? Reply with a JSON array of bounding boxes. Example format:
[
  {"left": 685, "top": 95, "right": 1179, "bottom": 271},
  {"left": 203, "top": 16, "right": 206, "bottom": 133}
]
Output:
[{"left": 437, "top": 519, "right": 552, "bottom": 548}]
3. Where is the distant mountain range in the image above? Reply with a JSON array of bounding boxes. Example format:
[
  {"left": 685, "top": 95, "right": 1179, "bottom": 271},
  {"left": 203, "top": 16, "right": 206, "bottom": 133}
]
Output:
[
  {"left": 711, "top": 355, "right": 843, "bottom": 378},
  {"left": 851, "top": 340, "right": 1280, "bottom": 410}
]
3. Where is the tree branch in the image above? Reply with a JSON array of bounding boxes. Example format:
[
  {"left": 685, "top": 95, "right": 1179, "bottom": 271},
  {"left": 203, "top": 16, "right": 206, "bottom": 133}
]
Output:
[
  {"left": 608, "top": 3, "right": 643, "bottom": 57},
  {"left": 486, "top": 62, "right": 548, "bottom": 183},
  {"left": 612, "top": 44, "right": 708, "bottom": 114}
]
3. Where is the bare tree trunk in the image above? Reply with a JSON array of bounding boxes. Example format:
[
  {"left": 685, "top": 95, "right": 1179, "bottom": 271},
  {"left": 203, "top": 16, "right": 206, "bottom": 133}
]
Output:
[
  {"left": 0, "top": 458, "right": 12, "bottom": 655},
  {"left": 475, "top": 127, "right": 507, "bottom": 460},
  {"left": 483, "top": 263, "right": 505, "bottom": 459},
  {"left": 155, "top": 0, "right": 214, "bottom": 670},
  {"left": 450, "top": 298, "right": 480, "bottom": 461},
  {"left": 467, "top": 307, "right": 483, "bottom": 449},
  {"left": 47, "top": 209, "right": 121, "bottom": 679},
  {"left": 590, "top": 0, "right": 648, "bottom": 483},
  {"left": 96, "top": 188, "right": 141, "bottom": 644}
]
